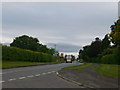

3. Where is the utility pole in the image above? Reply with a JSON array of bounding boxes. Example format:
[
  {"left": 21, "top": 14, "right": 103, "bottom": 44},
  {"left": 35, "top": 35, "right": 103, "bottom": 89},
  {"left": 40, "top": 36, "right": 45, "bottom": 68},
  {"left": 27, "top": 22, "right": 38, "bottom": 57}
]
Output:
[
  {"left": 54, "top": 44, "right": 57, "bottom": 56},
  {"left": 54, "top": 44, "right": 56, "bottom": 51}
]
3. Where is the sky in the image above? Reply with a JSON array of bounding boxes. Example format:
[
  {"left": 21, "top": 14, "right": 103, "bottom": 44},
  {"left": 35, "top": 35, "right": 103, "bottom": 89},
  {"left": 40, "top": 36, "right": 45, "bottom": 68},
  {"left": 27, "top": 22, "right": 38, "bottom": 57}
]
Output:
[{"left": 1, "top": 2, "right": 118, "bottom": 57}]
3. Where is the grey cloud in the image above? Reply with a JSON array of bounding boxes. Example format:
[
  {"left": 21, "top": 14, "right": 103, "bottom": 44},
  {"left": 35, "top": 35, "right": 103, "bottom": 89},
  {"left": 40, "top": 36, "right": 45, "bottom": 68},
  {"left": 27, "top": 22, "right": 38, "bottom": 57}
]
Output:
[
  {"left": 47, "top": 43, "right": 82, "bottom": 52},
  {"left": 2, "top": 2, "right": 118, "bottom": 49}
]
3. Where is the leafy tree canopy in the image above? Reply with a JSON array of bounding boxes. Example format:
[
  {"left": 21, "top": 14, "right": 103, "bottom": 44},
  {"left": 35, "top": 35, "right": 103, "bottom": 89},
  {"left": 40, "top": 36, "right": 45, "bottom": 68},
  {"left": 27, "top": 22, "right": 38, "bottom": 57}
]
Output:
[
  {"left": 110, "top": 18, "right": 120, "bottom": 46},
  {"left": 10, "top": 35, "right": 39, "bottom": 51}
]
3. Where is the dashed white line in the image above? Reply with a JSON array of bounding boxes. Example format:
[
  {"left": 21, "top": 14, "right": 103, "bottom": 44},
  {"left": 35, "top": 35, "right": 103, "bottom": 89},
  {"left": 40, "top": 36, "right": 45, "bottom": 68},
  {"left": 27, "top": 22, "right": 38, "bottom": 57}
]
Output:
[
  {"left": 27, "top": 75, "right": 34, "bottom": 78},
  {"left": 3, "top": 71, "right": 56, "bottom": 82},
  {"left": 19, "top": 77, "right": 26, "bottom": 79},
  {"left": 42, "top": 73, "right": 46, "bottom": 75},
  {"left": 0, "top": 81, "right": 5, "bottom": 83},
  {"left": 8, "top": 78, "right": 16, "bottom": 81},
  {"left": 52, "top": 71, "right": 55, "bottom": 73},
  {"left": 47, "top": 72, "right": 52, "bottom": 74},
  {"left": 35, "top": 74, "right": 41, "bottom": 76}
]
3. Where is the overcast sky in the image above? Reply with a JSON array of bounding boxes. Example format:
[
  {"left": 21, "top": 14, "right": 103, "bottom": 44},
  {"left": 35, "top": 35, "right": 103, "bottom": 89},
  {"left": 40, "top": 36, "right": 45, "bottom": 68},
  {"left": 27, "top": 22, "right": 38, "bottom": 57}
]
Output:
[{"left": 1, "top": 2, "right": 118, "bottom": 56}]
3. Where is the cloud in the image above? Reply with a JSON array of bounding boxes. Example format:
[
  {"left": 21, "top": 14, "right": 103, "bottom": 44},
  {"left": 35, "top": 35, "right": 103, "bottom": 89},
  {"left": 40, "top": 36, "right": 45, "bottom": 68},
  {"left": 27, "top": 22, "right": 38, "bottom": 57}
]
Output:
[
  {"left": 47, "top": 43, "right": 82, "bottom": 52},
  {"left": 2, "top": 2, "right": 118, "bottom": 50}
]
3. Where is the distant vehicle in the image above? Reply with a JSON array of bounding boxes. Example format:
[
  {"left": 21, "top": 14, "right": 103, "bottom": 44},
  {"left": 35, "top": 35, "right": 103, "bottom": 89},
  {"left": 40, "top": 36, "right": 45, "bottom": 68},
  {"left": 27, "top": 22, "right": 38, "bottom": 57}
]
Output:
[{"left": 65, "top": 55, "right": 72, "bottom": 63}]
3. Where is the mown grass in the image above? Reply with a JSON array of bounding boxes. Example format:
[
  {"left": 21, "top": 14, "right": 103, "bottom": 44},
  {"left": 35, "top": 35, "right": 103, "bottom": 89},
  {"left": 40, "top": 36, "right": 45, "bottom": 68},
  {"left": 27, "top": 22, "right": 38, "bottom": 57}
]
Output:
[
  {"left": 2, "top": 60, "right": 65, "bottom": 69},
  {"left": 63, "top": 63, "right": 94, "bottom": 70},
  {"left": 95, "top": 64, "right": 120, "bottom": 78}
]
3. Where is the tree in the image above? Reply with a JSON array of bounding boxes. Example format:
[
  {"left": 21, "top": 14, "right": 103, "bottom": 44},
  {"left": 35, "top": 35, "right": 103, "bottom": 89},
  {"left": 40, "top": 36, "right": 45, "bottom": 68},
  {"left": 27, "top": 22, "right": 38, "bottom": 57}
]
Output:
[
  {"left": 78, "top": 49, "right": 82, "bottom": 60},
  {"left": 80, "top": 45, "right": 91, "bottom": 62},
  {"left": 90, "top": 37, "right": 102, "bottom": 57},
  {"left": 109, "top": 18, "right": 120, "bottom": 65},
  {"left": 101, "top": 34, "right": 110, "bottom": 50},
  {"left": 109, "top": 18, "right": 120, "bottom": 47},
  {"left": 10, "top": 35, "right": 39, "bottom": 51}
]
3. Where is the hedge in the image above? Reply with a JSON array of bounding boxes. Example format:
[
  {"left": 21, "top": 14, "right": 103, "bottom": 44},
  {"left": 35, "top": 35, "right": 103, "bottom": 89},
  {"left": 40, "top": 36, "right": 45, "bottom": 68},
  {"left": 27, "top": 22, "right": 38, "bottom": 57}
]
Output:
[
  {"left": 100, "top": 54, "right": 115, "bottom": 64},
  {"left": 2, "top": 45, "right": 56, "bottom": 62}
]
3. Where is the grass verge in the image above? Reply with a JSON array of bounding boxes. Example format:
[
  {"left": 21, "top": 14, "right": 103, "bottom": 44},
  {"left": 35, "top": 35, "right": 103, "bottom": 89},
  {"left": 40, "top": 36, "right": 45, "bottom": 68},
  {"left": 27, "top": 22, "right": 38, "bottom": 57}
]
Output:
[
  {"left": 63, "top": 63, "right": 94, "bottom": 70},
  {"left": 2, "top": 60, "right": 65, "bottom": 69},
  {"left": 95, "top": 64, "right": 120, "bottom": 78}
]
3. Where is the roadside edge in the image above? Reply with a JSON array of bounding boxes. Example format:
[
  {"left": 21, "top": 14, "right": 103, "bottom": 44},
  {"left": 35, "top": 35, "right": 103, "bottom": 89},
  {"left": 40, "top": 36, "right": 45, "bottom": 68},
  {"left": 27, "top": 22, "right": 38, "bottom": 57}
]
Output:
[{"left": 56, "top": 71, "right": 94, "bottom": 88}]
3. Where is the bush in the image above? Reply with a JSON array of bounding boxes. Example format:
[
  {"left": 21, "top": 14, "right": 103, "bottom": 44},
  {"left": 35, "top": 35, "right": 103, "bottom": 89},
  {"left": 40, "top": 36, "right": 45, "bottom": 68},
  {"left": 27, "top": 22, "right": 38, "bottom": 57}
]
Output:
[
  {"left": 114, "top": 47, "right": 120, "bottom": 65},
  {"left": 98, "top": 48, "right": 114, "bottom": 58},
  {"left": 100, "top": 54, "right": 115, "bottom": 64},
  {"left": 2, "top": 45, "right": 56, "bottom": 62}
]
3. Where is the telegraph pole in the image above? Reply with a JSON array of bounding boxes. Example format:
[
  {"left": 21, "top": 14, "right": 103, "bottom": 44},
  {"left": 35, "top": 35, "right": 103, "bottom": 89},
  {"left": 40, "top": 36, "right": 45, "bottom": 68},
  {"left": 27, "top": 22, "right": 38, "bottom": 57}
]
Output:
[{"left": 54, "top": 44, "right": 56, "bottom": 50}]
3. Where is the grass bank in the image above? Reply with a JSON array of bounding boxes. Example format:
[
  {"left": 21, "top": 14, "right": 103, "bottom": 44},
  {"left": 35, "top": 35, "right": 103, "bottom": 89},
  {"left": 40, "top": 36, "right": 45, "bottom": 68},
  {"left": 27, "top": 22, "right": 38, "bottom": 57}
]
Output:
[
  {"left": 63, "top": 63, "right": 93, "bottom": 70},
  {"left": 63, "top": 62, "right": 119, "bottom": 78},
  {"left": 2, "top": 60, "right": 65, "bottom": 69},
  {"left": 95, "top": 64, "right": 119, "bottom": 78}
]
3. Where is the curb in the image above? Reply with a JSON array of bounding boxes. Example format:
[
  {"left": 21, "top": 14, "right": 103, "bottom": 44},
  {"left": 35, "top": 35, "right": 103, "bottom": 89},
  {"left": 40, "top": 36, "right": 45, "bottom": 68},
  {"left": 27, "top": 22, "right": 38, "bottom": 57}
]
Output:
[{"left": 56, "top": 71, "right": 94, "bottom": 88}]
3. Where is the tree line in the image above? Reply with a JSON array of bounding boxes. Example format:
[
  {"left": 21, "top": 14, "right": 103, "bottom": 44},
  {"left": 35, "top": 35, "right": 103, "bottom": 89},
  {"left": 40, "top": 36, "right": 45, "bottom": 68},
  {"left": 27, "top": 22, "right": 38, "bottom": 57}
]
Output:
[
  {"left": 78, "top": 18, "right": 120, "bottom": 65},
  {"left": 10, "top": 35, "right": 59, "bottom": 56},
  {"left": 2, "top": 35, "right": 59, "bottom": 62}
]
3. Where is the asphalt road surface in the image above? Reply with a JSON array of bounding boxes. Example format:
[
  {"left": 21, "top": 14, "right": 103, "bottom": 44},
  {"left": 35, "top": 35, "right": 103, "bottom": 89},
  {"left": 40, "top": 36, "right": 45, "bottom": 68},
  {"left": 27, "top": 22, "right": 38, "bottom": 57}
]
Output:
[{"left": 2, "top": 61, "right": 83, "bottom": 88}]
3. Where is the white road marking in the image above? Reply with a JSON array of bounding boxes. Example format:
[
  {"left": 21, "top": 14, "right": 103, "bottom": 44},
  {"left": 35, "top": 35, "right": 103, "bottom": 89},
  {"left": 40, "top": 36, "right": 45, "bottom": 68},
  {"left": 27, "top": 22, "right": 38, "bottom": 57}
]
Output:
[
  {"left": 27, "top": 75, "right": 34, "bottom": 78},
  {"left": 47, "top": 72, "right": 52, "bottom": 74},
  {"left": 8, "top": 78, "right": 16, "bottom": 81},
  {"left": 35, "top": 74, "right": 41, "bottom": 76},
  {"left": 42, "top": 73, "right": 46, "bottom": 75},
  {"left": 0, "top": 81, "right": 5, "bottom": 83},
  {"left": 52, "top": 71, "right": 55, "bottom": 73},
  {"left": 19, "top": 77, "right": 26, "bottom": 79},
  {"left": 4, "top": 71, "right": 57, "bottom": 82},
  {"left": 56, "top": 72, "right": 59, "bottom": 75}
]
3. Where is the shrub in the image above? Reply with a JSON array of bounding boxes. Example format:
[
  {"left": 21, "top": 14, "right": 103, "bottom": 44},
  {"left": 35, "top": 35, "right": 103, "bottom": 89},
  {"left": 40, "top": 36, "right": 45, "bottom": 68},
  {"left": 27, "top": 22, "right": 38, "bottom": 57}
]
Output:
[{"left": 100, "top": 54, "right": 115, "bottom": 64}]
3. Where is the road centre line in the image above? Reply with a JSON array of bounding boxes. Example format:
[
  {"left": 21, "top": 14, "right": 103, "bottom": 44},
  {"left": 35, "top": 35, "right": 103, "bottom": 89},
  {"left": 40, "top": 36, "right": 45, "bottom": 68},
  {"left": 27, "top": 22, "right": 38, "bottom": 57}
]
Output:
[
  {"left": 52, "top": 71, "right": 56, "bottom": 73},
  {"left": 0, "top": 81, "right": 5, "bottom": 83},
  {"left": 35, "top": 74, "right": 41, "bottom": 76},
  {"left": 27, "top": 75, "right": 34, "bottom": 78},
  {"left": 47, "top": 72, "right": 52, "bottom": 74},
  {"left": 3, "top": 71, "right": 56, "bottom": 82},
  {"left": 42, "top": 73, "right": 46, "bottom": 75},
  {"left": 8, "top": 78, "right": 16, "bottom": 81},
  {"left": 19, "top": 77, "right": 26, "bottom": 79}
]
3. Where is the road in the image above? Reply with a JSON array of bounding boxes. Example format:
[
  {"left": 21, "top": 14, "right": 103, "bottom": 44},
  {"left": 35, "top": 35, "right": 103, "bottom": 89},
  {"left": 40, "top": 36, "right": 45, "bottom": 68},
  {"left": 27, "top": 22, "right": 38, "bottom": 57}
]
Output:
[{"left": 2, "top": 61, "right": 83, "bottom": 88}]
